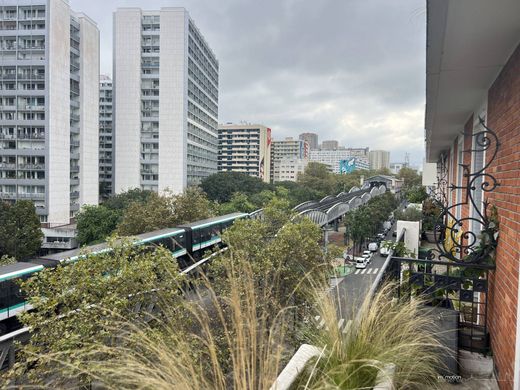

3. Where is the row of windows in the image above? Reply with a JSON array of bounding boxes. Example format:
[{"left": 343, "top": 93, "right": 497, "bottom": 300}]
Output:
[
  {"left": 188, "top": 59, "right": 218, "bottom": 102},
  {"left": 188, "top": 101, "right": 217, "bottom": 131},
  {"left": 187, "top": 37, "right": 218, "bottom": 87},
  {"left": 0, "top": 170, "right": 44, "bottom": 179},
  {"left": 188, "top": 79, "right": 217, "bottom": 117},
  {"left": 0, "top": 112, "right": 44, "bottom": 120},
  {"left": 188, "top": 22, "right": 218, "bottom": 70}
]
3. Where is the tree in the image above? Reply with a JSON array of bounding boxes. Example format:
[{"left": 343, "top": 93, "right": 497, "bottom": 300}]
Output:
[
  {"left": 13, "top": 241, "right": 186, "bottom": 385},
  {"left": 218, "top": 192, "right": 257, "bottom": 214},
  {"left": 0, "top": 200, "right": 43, "bottom": 260},
  {"left": 77, "top": 189, "right": 155, "bottom": 245},
  {"left": 76, "top": 205, "right": 120, "bottom": 245},
  {"left": 201, "top": 172, "right": 272, "bottom": 203},
  {"left": 345, "top": 192, "right": 397, "bottom": 255},
  {"left": 395, "top": 207, "right": 422, "bottom": 222},
  {"left": 117, "top": 192, "right": 177, "bottom": 236},
  {"left": 169, "top": 186, "right": 215, "bottom": 224},
  {"left": 397, "top": 167, "right": 422, "bottom": 188},
  {"left": 297, "top": 162, "right": 335, "bottom": 197},
  {"left": 103, "top": 188, "right": 154, "bottom": 211},
  {"left": 116, "top": 187, "right": 215, "bottom": 236},
  {"left": 406, "top": 185, "right": 428, "bottom": 203}
]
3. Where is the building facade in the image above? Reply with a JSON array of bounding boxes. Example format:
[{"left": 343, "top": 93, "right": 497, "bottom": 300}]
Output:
[
  {"left": 321, "top": 140, "right": 338, "bottom": 150},
  {"left": 113, "top": 7, "right": 218, "bottom": 194},
  {"left": 389, "top": 162, "right": 407, "bottom": 175},
  {"left": 271, "top": 158, "right": 308, "bottom": 183},
  {"left": 310, "top": 148, "right": 369, "bottom": 174},
  {"left": 217, "top": 124, "right": 271, "bottom": 182},
  {"left": 0, "top": 0, "right": 99, "bottom": 228},
  {"left": 271, "top": 137, "right": 308, "bottom": 161},
  {"left": 368, "top": 150, "right": 390, "bottom": 170},
  {"left": 99, "top": 75, "right": 112, "bottom": 198},
  {"left": 298, "top": 132, "right": 318, "bottom": 150},
  {"left": 270, "top": 137, "right": 308, "bottom": 182},
  {"left": 425, "top": 1, "right": 520, "bottom": 387}
]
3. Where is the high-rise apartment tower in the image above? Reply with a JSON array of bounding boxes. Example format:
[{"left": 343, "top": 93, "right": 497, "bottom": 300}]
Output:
[
  {"left": 99, "top": 75, "right": 112, "bottom": 198},
  {"left": 0, "top": 0, "right": 99, "bottom": 226},
  {"left": 113, "top": 7, "right": 218, "bottom": 194}
]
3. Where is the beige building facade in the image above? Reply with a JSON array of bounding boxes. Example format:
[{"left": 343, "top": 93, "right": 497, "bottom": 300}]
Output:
[{"left": 217, "top": 124, "right": 271, "bottom": 182}]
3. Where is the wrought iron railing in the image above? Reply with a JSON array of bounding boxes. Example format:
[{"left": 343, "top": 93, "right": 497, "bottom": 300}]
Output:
[
  {"left": 429, "top": 117, "right": 500, "bottom": 264},
  {"left": 375, "top": 255, "right": 493, "bottom": 353}
]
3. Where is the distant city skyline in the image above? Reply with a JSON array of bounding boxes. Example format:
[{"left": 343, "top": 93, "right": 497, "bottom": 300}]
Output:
[{"left": 71, "top": 0, "right": 426, "bottom": 166}]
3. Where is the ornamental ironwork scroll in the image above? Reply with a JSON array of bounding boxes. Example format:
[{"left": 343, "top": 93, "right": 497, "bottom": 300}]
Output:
[{"left": 428, "top": 117, "right": 500, "bottom": 264}]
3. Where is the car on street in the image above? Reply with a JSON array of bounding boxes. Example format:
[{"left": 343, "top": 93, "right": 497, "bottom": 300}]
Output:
[
  {"left": 355, "top": 256, "right": 368, "bottom": 269},
  {"left": 368, "top": 242, "right": 379, "bottom": 252},
  {"left": 362, "top": 250, "right": 372, "bottom": 263}
]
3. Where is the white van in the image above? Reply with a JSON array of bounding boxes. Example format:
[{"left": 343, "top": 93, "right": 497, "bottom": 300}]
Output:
[{"left": 368, "top": 242, "right": 379, "bottom": 252}]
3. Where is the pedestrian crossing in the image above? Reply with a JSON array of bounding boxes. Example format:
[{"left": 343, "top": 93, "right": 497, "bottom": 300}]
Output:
[{"left": 353, "top": 267, "right": 379, "bottom": 275}]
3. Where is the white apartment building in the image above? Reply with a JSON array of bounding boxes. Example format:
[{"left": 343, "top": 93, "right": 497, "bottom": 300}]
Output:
[
  {"left": 309, "top": 147, "right": 369, "bottom": 174},
  {"left": 0, "top": 0, "right": 99, "bottom": 228},
  {"left": 271, "top": 137, "right": 308, "bottom": 160},
  {"left": 99, "top": 75, "right": 112, "bottom": 198},
  {"left": 113, "top": 7, "right": 218, "bottom": 194},
  {"left": 217, "top": 124, "right": 271, "bottom": 182},
  {"left": 270, "top": 137, "right": 308, "bottom": 182},
  {"left": 272, "top": 158, "right": 308, "bottom": 183},
  {"left": 369, "top": 150, "right": 390, "bottom": 170}
]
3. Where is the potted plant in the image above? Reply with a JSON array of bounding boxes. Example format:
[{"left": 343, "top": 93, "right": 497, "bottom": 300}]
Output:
[{"left": 422, "top": 199, "right": 441, "bottom": 243}]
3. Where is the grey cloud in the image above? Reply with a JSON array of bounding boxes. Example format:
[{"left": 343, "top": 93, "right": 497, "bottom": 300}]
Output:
[{"left": 70, "top": 0, "right": 426, "bottom": 166}]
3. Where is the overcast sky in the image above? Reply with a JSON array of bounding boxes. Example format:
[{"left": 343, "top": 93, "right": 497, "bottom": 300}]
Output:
[{"left": 71, "top": 0, "right": 426, "bottom": 166}]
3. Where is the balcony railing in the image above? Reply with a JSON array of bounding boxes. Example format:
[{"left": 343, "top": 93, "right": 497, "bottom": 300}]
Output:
[{"left": 373, "top": 253, "right": 494, "bottom": 354}]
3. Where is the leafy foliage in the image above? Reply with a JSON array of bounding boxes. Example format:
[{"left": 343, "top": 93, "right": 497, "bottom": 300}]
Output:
[
  {"left": 345, "top": 192, "right": 398, "bottom": 255},
  {"left": 117, "top": 187, "right": 214, "bottom": 236},
  {"left": 382, "top": 240, "right": 417, "bottom": 258},
  {"left": 0, "top": 255, "right": 16, "bottom": 266},
  {"left": 397, "top": 167, "right": 427, "bottom": 203},
  {"left": 200, "top": 172, "right": 271, "bottom": 203},
  {"left": 76, "top": 205, "right": 120, "bottom": 245},
  {"left": 422, "top": 198, "right": 442, "bottom": 231},
  {"left": 395, "top": 206, "right": 423, "bottom": 222},
  {"left": 76, "top": 189, "right": 154, "bottom": 245},
  {"left": 0, "top": 200, "right": 42, "bottom": 260},
  {"left": 102, "top": 188, "right": 154, "bottom": 212},
  {"left": 77, "top": 188, "right": 215, "bottom": 244},
  {"left": 12, "top": 241, "right": 186, "bottom": 385}
]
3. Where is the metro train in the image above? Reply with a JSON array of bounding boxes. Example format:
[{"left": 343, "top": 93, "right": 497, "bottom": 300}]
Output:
[{"left": 0, "top": 212, "right": 248, "bottom": 323}]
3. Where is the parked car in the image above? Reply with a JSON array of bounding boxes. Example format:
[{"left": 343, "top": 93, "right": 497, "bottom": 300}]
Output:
[
  {"left": 368, "top": 242, "right": 379, "bottom": 252},
  {"left": 380, "top": 241, "right": 391, "bottom": 257},
  {"left": 362, "top": 250, "right": 372, "bottom": 263},
  {"left": 355, "top": 256, "right": 368, "bottom": 269},
  {"left": 377, "top": 233, "right": 385, "bottom": 240}
]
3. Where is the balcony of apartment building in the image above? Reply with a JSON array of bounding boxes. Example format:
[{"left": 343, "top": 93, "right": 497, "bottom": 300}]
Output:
[{"left": 41, "top": 224, "right": 78, "bottom": 253}]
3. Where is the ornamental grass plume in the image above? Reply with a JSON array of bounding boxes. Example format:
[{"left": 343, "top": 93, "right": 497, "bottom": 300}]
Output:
[
  {"left": 291, "top": 282, "right": 446, "bottom": 389},
  {"left": 70, "top": 258, "right": 294, "bottom": 390}
]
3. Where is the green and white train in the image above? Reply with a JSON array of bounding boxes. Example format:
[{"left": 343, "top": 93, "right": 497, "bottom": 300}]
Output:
[{"left": 0, "top": 212, "right": 248, "bottom": 323}]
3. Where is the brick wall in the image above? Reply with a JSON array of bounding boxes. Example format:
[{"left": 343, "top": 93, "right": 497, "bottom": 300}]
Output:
[{"left": 485, "top": 42, "right": 520, "bottom": 389}]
